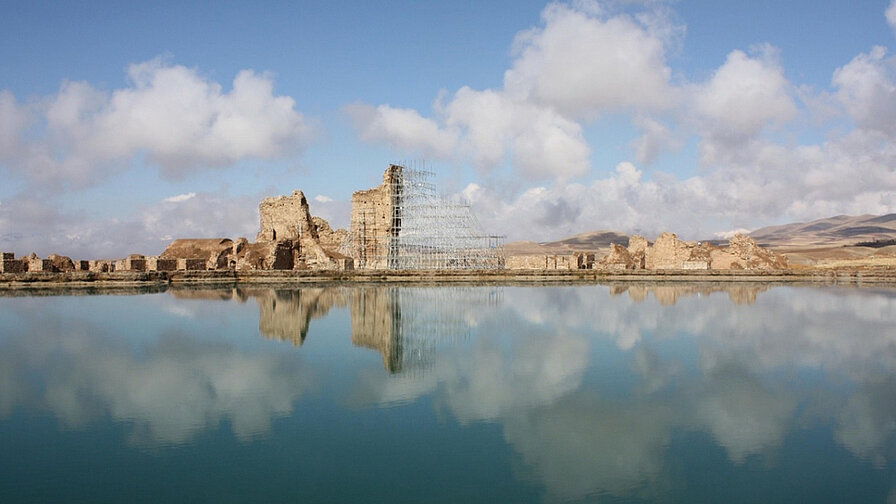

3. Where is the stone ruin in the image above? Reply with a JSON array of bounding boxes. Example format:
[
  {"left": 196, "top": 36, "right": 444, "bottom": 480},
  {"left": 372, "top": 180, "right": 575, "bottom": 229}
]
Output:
[
  {"left": 0, "top": 190, "right": 353, "bottom": 274},
  {"left": 156, "top": 189, "right": 353, "bottom": 272},
  {"left": 348, "top": 164, "right": 504, "bottom": 270},
  {"left": 505, "top": 232, "right": 787, "bottom": 271}
]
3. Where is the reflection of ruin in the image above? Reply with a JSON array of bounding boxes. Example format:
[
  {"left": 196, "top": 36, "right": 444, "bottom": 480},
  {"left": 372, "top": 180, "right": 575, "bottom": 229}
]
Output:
[
  {"left": 608, "top": 283, "right": 770, "bottom": 305},
  {"left": 254, "top": 288, "right": 347, "bottom": 346},
  {"left": 234, "top": 286, "right": 503, "bottom": 373},
  {"left": 350, "top": 287, "right": 404, "bottom": 372}
]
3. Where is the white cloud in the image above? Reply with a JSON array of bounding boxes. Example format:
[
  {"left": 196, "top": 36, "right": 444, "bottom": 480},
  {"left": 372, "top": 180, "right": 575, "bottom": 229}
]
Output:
[
  {"left": 0, "top": 90, "right": 29, "bottom": 161},
  {"left": 349, "top": 87, "right": 591, "bottom": 181},
  {"left": 1, "top": 57, "right": 315, "bottom": 188},
  {"left": 631, "top": 114, "right": 679, "bottom": 164},
  {"left": 346, "top": 103, "right": 458, "bottom": 159},
  {"left": 887, "top": 0, "right": 896, "bottom": 31},
  {"left": 694, "top": 47, "right": 796, "bottom": 150},
  {"left": 504, "top": 1, "right": 676, "bottom": 117},
  {"left": 347, "top": 0, "right": 678, "bottom": 182},
  {"left": 832, "top": 46, "right": 896, "bottom": 134},
  {"left": 443, "top": 87, "right": 591, "bottom": 179},
  {"left": 162, "top": 192, "right": 196, "bottom": 203}
]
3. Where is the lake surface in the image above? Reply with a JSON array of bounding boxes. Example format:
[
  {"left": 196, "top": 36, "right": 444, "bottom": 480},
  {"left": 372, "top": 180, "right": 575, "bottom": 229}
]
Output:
[{"left": 1, "top": 283, "right": 896, "bottom": 503}]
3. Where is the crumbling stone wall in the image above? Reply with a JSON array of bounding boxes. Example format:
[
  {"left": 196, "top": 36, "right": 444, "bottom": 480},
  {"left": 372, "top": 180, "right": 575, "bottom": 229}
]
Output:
[
  {"left": 256, "top": 190, "right": 351, "bottom": 270},
  {"left": 645, "top": 232, "right": 695, "bottom": 269},
  {"left": 615, "top": 232, "right": 787, "bottom": 270},
  {"left": 313, "top": 217, "right": 348, "bottom": 252},
  {"left": 505, "top": 254, "right": 580, "bottom": 270},
  {"left": 156, "top": 191, "right": 352, "bottom": 272},
  {"left": 349, "top": 165, "right": 402, "bottom": 269}
]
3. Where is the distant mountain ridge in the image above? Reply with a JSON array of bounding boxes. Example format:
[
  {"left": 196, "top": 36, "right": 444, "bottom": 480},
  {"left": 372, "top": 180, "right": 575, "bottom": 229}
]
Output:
[
  {"left": 503, "top": 230, "right": 630, "bottom": 256},
  {"left": 749, "top": 213, "right": 896, "bottom": 247},
  {"left": 503, "top": 213, "right": 896, "bottom": 255}
]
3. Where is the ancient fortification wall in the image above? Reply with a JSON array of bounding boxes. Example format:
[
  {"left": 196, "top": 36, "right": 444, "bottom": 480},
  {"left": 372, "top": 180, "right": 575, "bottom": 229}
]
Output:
[{"left": 349, "top": 165, "right": 402, "bottom": 269}]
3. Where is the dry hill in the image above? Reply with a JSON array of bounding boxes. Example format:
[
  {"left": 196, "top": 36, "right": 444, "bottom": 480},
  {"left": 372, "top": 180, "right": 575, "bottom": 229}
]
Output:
[
  {"left": 504, "top": 230, "right": 630, "bottom": 256},
  {"left": 749, "top": 213, "right": 896, "bottom": 247},
  {"left": 503, "top": 214, "right": 896, "bottom": 268}
]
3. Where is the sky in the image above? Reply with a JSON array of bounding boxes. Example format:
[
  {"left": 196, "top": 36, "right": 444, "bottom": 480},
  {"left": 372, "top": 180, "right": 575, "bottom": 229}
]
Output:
[{"left": 2, "top": 0, "right": 896, "bottom": 258}]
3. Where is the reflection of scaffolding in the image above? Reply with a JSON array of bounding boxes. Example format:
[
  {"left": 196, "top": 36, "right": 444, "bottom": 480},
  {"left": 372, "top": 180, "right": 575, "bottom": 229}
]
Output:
[
  {"left": 395, "top": 286, "right": 503, "bottom": 375},
  {"left": 346, "top": 164, "right": 505, "bottom": 270},
  {"left": 348, "top": 286, "right": 504, "bottom": 375}
]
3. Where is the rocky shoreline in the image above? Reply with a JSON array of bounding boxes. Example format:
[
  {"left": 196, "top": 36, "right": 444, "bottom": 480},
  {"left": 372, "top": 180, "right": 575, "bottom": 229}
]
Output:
[{"left": 2, "top": 266, "right": 895, "bottom": 291}]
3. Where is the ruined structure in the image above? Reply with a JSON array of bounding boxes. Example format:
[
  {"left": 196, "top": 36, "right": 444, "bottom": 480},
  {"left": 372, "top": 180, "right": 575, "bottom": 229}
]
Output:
[
  {"left": 157, "top": 190, "right": 353, "bottom": 272},
  {"left": 504, "top": 232, "right": 787, "bottom": 271},
  {"left": 348, "top": 164, "right": 504, "bottom": 270},
  {"left": 598, "top": 232, "right": 787, "bottom": 271}
]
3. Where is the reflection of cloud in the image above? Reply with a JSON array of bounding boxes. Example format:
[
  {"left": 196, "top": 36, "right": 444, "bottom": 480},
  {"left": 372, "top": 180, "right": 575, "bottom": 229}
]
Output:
[
  {"left": 694, "top": 361, "right": 796, "bottom": 463},
  {"left": 503, "top": 397, "right": 674, "bottom": 501},
  {"left": 438, "top": 328, "right": 589, "bottom": 423},
  {"left": 351, "top": 284, "right": 896, "bottom": 500},
  {"left": 834, "top": 376, "right": 896, "bottom": 465},
  {"left": 0, "top": 312, "right": 313, "bottom": 447}
]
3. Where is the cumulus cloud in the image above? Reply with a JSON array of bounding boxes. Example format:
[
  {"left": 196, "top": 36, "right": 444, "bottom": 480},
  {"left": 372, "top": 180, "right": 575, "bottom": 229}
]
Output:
[
  {"left": 832, "top": 46, "right": 896, "bottom": 134},
  {"left": 0, "top": 90, "right": 29, "bottom": 160},
  {"left": 503, "top": 1, "right": 675, "bottom": 117},
  {"left": 0, "top": 190, "right": 259, "bottom": 258},
  {"left": 345, "top": 103, "right": 458, "bottom": 159},
  {"left": 0, "top": 57, "right": 314, "bottom": 188},
  {"left": 347, "top": 0, "right": 678, "bottom": 182},
  {"left": 443, "top": 87, "right": 590, "bottom": 179},
  {"left": 694, "top": 46, "right": 796, "bottom": 152},
  {"left": 349, "top": 87, "right": 591, "bottom": 181}
]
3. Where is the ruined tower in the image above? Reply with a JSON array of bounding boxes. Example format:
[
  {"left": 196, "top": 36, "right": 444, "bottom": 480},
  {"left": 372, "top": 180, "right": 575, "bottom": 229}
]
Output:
[{"left": 348, "top": 164, "right": 503, "bottom": 270}]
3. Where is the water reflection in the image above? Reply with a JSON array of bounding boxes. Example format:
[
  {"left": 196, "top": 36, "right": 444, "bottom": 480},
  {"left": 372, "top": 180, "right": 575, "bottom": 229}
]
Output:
[
  {"left": 1, "top": 283, "right": 896, "bottom": 501},
  {"left": 249, "top": 286, "right": 501, "bottom": 373},
  {"left": 0, "top": 315, "right": 313, "bottom": 447}
]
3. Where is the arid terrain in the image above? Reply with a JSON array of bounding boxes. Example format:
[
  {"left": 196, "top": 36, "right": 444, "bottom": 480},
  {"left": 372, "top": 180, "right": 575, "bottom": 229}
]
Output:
[{"left": 504, "top": 213, "right": 896, "bottom": 269}]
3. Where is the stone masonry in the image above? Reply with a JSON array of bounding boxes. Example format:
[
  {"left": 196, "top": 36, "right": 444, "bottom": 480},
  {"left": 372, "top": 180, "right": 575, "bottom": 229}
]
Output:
[{"left": 349, "top": 164, "right": 403, "bottom": 269}]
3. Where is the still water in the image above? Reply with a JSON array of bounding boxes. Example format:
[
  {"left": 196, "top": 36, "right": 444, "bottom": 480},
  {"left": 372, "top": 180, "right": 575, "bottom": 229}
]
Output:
[{"left": 1, "top": 283, "right": 895, "bottom": 503}]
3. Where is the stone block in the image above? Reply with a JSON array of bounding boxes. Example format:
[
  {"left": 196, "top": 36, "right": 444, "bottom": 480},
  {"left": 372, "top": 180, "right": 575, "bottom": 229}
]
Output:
[
  {"left": 177, "top": 258, "right": 207, "bottom": 270},
  {"left": 27, "top": 258, "right": 54, "bottom": 272},
  {"left": 89, "top": 260, "right": 113, "bottom": 272},
  {"left": 1, "top": 252, "right": 14, "bottom": 260},
  {"left": 0, "top": 259, "right": 25, "bottom": 273},
  {"left": 125, "top": 257, "right": 146, "bottom": 271},
  {"left": 146, "top": 257, "right": 177, "bottom": 272}
]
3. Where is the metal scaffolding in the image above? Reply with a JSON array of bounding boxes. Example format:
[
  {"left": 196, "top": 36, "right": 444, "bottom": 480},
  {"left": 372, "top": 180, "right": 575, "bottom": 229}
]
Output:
[{"left": 345, "top": 163, "right": 504, "bottom": 270}]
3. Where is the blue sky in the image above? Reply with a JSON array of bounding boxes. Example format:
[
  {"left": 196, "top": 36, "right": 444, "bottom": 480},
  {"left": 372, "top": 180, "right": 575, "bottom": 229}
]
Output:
[{"left": 2, "top": 0, "right": 896, "bottom": 258}]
